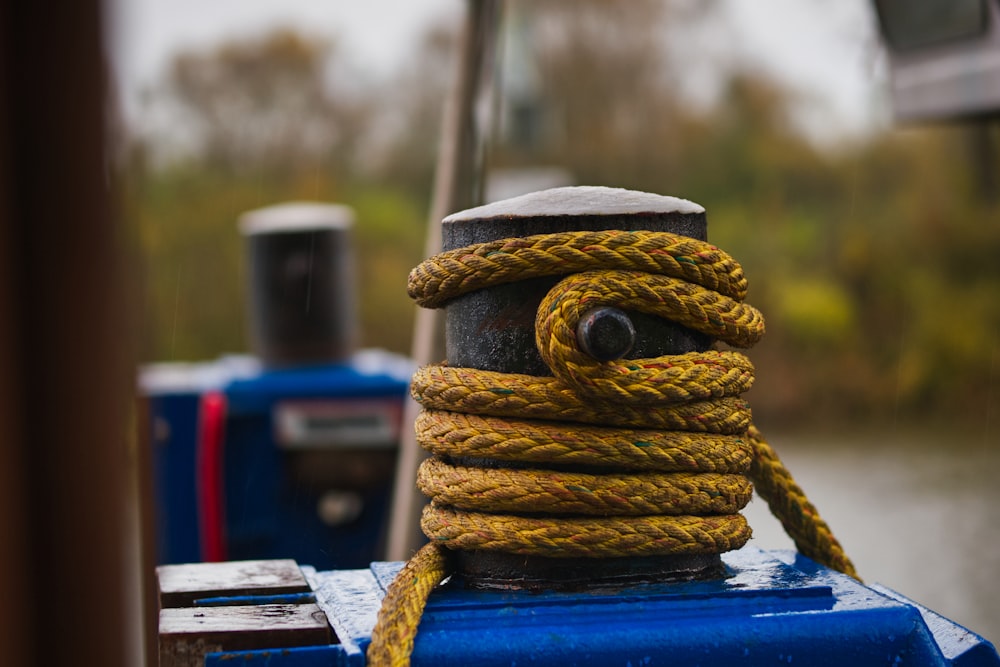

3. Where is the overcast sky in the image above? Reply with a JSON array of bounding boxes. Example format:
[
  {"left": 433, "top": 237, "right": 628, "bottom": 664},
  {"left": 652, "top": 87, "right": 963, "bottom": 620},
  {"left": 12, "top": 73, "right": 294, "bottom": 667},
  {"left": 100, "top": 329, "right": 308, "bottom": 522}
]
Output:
[{"left": 108, "top": 0, "right": 890, "bottom": 141}]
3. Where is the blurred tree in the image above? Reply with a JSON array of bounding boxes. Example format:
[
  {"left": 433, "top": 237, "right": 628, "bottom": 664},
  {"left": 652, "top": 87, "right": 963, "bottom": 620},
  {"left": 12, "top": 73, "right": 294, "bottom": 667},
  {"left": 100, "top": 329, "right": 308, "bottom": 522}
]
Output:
[
  {"left": 153, "top": 28, "right": 368, "bottom": 175},
  {"left": 128, "top": 27, "right": 428, "bottom": 361},
  {"left": 365, "top": 22, "right": 458, "bottom": 206},
  {"left": 493, "top": 0, "right": 691, "bottom": 189},
  {"left": 125, "top": 10, "right": 1000, "bottom": 432}
]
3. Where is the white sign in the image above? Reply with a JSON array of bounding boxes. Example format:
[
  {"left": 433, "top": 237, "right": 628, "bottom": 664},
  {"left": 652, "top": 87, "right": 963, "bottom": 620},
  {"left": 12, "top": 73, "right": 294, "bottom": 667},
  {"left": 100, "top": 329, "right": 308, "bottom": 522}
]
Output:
[{"left": 274, "top": 399, "right": 402, "bottom": 449}]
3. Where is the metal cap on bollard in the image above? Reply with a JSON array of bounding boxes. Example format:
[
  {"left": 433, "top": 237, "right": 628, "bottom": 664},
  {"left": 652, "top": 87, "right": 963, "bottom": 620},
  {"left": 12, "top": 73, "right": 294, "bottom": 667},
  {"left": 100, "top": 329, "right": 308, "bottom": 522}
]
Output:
[
  {"left": 439, "top": 185, "right": 720, "bottom": 589},
  {"left": 239, "top": 202, "right": 357, "bottom": 367}
]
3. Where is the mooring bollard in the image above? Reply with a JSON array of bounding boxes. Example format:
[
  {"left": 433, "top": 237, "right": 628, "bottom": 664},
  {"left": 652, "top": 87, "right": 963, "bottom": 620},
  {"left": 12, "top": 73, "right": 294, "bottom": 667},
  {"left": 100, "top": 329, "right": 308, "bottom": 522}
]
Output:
[
  {"left": 437, "top": 185, "right": 725, "bottom": 589},
  {"left": 239, "top": 202, "right": 357, "bottom": 367}
]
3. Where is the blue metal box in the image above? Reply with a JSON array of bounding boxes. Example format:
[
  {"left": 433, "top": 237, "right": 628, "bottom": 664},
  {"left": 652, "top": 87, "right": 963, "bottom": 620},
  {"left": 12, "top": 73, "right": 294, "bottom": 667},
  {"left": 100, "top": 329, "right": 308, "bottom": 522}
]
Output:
[{"left": 142, "top": 351, "right": 412, "bottom": 569}]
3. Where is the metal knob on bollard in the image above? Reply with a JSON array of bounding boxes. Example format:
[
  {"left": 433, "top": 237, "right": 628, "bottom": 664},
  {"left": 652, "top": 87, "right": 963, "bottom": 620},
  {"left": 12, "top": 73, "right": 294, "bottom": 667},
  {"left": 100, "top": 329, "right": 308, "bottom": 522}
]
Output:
[
  {"left": 577, "top": 306, "right": 637, "bottom": 361},
  {"left": 437, "top": 185, "right": 721, "bottom": 589}
]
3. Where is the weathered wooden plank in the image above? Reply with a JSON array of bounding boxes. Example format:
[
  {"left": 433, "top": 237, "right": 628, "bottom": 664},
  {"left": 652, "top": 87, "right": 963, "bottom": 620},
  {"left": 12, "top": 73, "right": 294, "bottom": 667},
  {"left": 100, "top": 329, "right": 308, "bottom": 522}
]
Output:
[
  {"left": 157, "top": 559, "right": 311, "bottom": 608},
  {"left": 158, "top": 603, "right": 332, "bottom": 667}
]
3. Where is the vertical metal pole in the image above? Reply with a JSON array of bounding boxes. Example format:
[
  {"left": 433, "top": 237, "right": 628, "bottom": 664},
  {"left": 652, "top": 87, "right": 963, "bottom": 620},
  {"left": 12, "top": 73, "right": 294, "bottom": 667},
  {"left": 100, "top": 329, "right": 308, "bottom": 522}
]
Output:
[{"left": 386, "top": 0, "right": 503, "bottom": 560}]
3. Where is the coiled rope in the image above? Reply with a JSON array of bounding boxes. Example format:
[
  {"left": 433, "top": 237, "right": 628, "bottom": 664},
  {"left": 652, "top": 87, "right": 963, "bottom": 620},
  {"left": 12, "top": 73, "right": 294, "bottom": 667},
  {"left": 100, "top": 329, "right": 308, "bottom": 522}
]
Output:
[{"left": 367, "top": 230, "right": 856, "bottom": 667}]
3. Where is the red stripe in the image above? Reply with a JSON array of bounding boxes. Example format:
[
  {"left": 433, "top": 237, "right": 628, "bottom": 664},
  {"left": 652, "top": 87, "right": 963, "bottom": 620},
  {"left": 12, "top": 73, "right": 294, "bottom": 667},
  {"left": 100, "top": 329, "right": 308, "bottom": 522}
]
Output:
[{"left": 196, "top": 391, "right": 227, "bottom": 562}]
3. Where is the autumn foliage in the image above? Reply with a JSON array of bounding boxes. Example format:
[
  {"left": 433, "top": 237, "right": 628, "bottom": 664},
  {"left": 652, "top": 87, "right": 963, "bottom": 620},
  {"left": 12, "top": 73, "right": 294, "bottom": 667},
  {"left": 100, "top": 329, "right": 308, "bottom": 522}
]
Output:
[{"left": 123, "top": 2, "right": 1000, "bottom": 431}]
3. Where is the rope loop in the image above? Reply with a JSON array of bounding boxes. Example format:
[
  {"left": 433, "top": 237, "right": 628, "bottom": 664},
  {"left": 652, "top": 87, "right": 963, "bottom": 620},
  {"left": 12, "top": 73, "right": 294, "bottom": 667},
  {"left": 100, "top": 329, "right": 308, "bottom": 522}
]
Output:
[
  {"left": 536, "top": 270, "right": 761, "bottom": 402},
  {"left": 417, "top": 457, "right": 753, "bottom": 517},
  {"left": 407, "top": 229, "right": 750, "bottom": 308},
  {"left": 410, "top": 364, "right": 754, "bottom": 431},
  {"left": 413, "top": 410, "right": 755, "bottom": 472}
]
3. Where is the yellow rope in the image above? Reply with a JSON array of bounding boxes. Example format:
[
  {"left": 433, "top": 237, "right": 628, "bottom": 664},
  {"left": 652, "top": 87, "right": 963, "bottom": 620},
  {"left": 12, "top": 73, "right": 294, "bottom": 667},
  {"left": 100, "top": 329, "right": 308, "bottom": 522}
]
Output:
[
  {"left": 414, "top": 411, "right": 755, "bottom": 471},
  {"left": 411, "top": 364, "right": 753, "bottom": 431},
  {"left": 366, "top": 543, "right": 451, "bottom": 667},
  {"left": 421, "top": 506, "right": 750, "bottom": 557},
  {"left": 748, "top": 425, "right": 857, "bottom": 578},
  {"left": 367, "top": 230, "right": 856, "bottom": 667},
  {"left": 417, "top": 457, "right": 752, "bottom": 517},
  {"left": 407, "top": 229, "right": 750, "bottom": 308}
]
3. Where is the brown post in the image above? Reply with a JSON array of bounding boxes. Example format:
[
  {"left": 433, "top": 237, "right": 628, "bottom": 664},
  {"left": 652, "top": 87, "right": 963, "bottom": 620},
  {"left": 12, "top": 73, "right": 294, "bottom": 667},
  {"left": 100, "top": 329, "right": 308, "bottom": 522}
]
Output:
[{"left": 0, "top": 0, "right": 134, "bottom": 664}]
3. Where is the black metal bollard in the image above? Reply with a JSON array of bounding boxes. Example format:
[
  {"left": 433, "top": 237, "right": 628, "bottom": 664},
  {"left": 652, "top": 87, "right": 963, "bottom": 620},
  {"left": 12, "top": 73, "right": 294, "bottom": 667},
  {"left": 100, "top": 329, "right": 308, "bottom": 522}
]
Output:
[
  {"left": 239, "top": 202, "right": 357, "bottom": 367},
  {"left": 439, "top": 186, "right": 721, "bottom": 590}
]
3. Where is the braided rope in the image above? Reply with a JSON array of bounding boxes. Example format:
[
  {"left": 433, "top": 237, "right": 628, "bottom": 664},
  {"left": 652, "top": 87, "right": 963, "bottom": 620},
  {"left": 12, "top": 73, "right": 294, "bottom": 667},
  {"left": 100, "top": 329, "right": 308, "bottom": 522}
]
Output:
[
  {"left": 418, "top": 457, "right": 753, "bottom": 516},
  {"left": 407, "top": 230, "right": 749, "bottom": 307},
  {"left": 414, "top": 411, "right": 754, "bottom": 472},
  {"left": 366, "top": 543, "right": 451, "bottom": 667},
  {"left": 368, "top": 230, "right": 856, "bottom": 667},
  {"left": 421, "top": 506, "right": 750, "bottom": 557},
  {"left": 747, "top": 425, "right": 858, "bottom": 578},
  {"left": 411, "top": 365, "right": 753, "bottom": 431}
]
